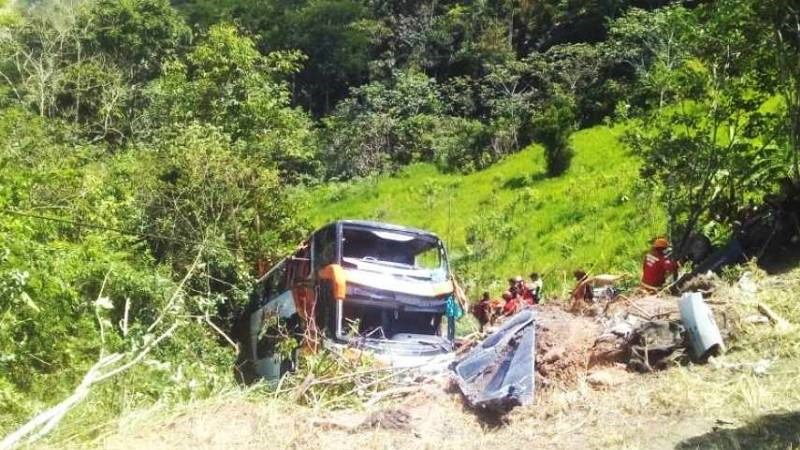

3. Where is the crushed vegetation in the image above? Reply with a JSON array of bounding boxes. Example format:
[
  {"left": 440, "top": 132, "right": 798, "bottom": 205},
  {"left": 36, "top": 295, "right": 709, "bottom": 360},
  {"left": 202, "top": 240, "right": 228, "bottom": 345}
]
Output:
[{"left": 38, "top": 265, "right": 800, "bottom": 450}]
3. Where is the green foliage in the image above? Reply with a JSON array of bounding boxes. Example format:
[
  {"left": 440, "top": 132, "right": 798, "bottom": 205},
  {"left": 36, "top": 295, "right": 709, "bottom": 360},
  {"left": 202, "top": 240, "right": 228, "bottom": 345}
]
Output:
[
  {"left": 146, "top": 23, "right": 318, "bottom": 179},
  {"left": 532, "top": 95, "right": 576, "bottom": 177},
  {"left": 304, "top": 123, "right": 665, "bottom": 298},
  {"left": 626, "top": 66, "right": 784, "bottom": 246},
  {"left": 622, "top": 0, "right": 796, "bottom": 247},
  {"left": 0, "top": 3, "right": 311, "bottom": 434},
  {"left": 136, "top": 124, "right": 308, "bottom": 270},
  {"left": 607, "top": 5, "right": 696, "bottom": 110},
  {"left": 321, "top": 69, "right": 447, "bottom": 178},
  {"left": 2, "top": 0, "right": 799, "bottom": 442},
  {"left": 433, "top": 117, "right": 491, "bottom": 173},
  {"left": 79, "top": 0, "right": 190, "bottom": 81}
]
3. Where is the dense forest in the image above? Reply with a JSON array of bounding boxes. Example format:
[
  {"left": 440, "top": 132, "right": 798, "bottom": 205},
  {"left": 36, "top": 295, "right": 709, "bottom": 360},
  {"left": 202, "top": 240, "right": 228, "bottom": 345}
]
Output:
[{"left": 1, "top": 0, "right": 798, "bottom": 439}]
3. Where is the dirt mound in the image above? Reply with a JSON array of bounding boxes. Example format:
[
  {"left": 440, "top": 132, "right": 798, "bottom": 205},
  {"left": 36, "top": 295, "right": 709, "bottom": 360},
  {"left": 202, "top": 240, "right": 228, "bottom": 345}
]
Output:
[{"left": 534, "top": 305, "right": 602, "bottom": 385}]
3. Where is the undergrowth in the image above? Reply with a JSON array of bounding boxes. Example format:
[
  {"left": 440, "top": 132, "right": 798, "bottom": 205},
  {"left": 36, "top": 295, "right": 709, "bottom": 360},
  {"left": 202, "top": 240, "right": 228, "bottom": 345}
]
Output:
[{"left": 302, "top": 124, "right": 666, "bottom": 298}]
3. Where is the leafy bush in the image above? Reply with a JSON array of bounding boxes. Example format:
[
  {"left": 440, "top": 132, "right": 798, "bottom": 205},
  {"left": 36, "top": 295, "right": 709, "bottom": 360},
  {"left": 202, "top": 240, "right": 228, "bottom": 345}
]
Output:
[
  {"left": 321, "top": 70, "right": 446, "bottom": 178},
  {"left": 433, "top": 117, "right": 490, "bottom": 173},
  {"left": 532, "top": 96, "right": 576, "bottom": 177}
]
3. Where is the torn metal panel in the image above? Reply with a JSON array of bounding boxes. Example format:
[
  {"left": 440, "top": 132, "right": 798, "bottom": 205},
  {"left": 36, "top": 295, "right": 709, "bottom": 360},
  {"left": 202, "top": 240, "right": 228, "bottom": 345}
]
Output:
[{"left": 452, "top": 310, "right": 536, "bottom": 413}]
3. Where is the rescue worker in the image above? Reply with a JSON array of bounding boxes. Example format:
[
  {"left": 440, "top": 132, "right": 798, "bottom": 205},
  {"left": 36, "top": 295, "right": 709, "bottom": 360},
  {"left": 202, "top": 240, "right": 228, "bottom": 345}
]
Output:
[
  {"left": 472, "top": 292, "right": 493, "bottom": 332},
  {"left": 641, "top": 238, "right": 679, "bottom": 291},
  {"left": 501, "top": 290, "right": 519, "bottom": 316},
  {"left": 528, "top": 272, "right": 543, "bottom": 304},
  {"left": 489, "top": 294, "right": 505, "bottom": 323},
  {"left": 569, "top": 269, "right": 593, "bottom": 311},
  {"left": 507, "top": 277, "right": 519, "bottom": 299},
  {"left": 514, "top": 275, "right": 534, "bottom": 305}
]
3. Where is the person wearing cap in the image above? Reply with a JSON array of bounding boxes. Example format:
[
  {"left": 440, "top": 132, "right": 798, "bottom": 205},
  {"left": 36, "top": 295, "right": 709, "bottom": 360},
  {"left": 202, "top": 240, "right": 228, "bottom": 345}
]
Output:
[{"left": 641, "top": 238, "right": 679, "bottom": 291}]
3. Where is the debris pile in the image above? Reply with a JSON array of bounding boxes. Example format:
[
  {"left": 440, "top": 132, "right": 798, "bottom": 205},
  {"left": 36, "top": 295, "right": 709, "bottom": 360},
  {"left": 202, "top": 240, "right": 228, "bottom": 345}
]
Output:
[
  {"left": 535, "top": 307, "right": 601, "bottom": 384},
  {"left": 453, "top": 281, "right": 738, "bottom": 414}
]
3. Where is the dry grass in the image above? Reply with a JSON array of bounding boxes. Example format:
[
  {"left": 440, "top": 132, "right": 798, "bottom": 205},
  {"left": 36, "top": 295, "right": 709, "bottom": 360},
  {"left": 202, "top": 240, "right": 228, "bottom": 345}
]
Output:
[{"left": 33, "top": 267, "right": 800, "bottom": 450}]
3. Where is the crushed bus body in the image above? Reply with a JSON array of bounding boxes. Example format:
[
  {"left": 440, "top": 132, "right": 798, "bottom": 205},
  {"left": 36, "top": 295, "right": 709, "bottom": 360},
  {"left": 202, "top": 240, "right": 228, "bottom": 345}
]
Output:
[{"left": 239, "top": 220, "right": 456, "bottom": 381}]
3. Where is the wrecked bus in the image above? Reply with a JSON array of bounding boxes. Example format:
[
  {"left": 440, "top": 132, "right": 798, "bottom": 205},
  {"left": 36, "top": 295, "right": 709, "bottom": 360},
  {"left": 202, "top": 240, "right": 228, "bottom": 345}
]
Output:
[{"left": 240, "top": 220, "right": 456, "bottom": 380}]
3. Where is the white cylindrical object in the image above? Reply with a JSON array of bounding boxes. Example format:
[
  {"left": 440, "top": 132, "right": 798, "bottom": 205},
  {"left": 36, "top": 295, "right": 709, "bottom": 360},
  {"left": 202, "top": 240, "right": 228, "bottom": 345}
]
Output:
[{"left": 679, "top": 292, "right": 725, "bottom": 360}]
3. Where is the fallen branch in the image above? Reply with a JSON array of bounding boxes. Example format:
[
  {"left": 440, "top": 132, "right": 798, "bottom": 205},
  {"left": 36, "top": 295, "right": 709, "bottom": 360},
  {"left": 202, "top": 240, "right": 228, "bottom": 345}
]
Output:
[
  {"left": 204, "top": 314, "right": 238, "bottom": 351},
  {"left": 757, "top": 302, "right": 791, "bottom": 332},
  {"left": 617, "top": 295, "right": 653, "bottom": 320},
  {"left": 0, "top": 321, "right": 180, "bottom": 450},
  {"left": 292, "top": 372, "right": 316, "bottom": 403},
  {"left": 0, "top": 248, "right": 205, "bottom": 450},
  {"left": 364, "top": 386, "right": 419, "bottom": 407},
  {"left": 0, "top": 353, "right": 123, "bottom": 450}
]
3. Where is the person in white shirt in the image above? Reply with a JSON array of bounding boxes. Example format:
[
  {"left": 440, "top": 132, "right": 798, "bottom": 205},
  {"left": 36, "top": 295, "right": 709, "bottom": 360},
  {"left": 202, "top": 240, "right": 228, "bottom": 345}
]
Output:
[{"left": 528, "top": 272, "right": 543, "bottom": 304}]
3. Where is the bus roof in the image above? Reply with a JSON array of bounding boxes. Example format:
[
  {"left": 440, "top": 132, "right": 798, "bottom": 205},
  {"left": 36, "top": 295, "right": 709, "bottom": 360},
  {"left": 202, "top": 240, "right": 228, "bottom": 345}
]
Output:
[{"left": 319, "top": 220, "right": 442, "bottom": 241}]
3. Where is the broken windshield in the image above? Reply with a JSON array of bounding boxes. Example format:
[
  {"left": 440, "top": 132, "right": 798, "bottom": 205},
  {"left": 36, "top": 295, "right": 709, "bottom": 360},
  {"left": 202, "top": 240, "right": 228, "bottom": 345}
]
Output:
[{"left": 341, "top": 226, "right": 447, "bottom": 278}]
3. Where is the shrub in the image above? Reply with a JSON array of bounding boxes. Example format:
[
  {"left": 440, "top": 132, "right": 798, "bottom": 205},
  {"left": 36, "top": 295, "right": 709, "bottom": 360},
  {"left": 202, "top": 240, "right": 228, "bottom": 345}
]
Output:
[
  {"left": 433, "top": 117, "right": 490, "bottom": 173},
  {"left": 532, "top": 96, "right": 577, "bottom": 177}
]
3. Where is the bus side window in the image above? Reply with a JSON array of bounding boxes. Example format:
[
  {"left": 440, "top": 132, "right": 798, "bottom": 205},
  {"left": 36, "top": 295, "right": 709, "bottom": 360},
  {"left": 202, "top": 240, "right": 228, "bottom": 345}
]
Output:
[
  {"left": 291, "top": 245, "right": 311, "bottom": 282},
  {"left": 265, "top": 262, "right": 287, "bottom": 302},
  {"left": 313, "top": 225, "right": 337, "bottom": 273}
]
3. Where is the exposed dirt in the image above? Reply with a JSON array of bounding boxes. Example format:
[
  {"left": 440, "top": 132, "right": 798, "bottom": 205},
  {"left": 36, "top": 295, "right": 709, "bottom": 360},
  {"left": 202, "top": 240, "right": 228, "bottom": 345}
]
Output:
[
  {"left": 75, "top": 273, "right": 791, "bottom": 450},
  {"left": 89, "top": 378, "right": 722, "bottom": 450},
  {"left": 534, "top": 305, "right": 602, "bottom": 385}
]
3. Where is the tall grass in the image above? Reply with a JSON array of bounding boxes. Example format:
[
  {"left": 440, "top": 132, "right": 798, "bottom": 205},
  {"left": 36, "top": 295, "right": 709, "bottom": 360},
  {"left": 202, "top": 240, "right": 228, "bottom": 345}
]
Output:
[{"left": 303, "top": 124, "right": 666, "bottom": 297}]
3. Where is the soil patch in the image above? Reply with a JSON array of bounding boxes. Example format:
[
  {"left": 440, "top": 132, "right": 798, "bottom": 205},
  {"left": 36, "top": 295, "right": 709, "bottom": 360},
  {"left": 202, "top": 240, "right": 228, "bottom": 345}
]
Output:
[{"left": 534, "top": 305, "right": 602, "bottom": 386}]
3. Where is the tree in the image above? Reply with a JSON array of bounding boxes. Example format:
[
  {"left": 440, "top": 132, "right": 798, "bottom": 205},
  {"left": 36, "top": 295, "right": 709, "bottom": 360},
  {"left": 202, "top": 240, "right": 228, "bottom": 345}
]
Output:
[
  {"left": 136, "top": 124, "right": 307, "bottom": 268},
  {"left": 321, "top": 69, "right": 445, "bottom": 178},
  {"left": 480, "top": 57, "right": 537, "bottom": 157},
  {"left": 146, "top": 23, "right": 318, "bottom": 179},
  {"left": 752, "top": 0, "right": 800, "bottom": 179},
  {"left": 625, "top": 62, "right": 784, "bottom": 247},
  {"left": 288, "top": 0, "right": 371, "bottom": 115},
  {"left": 607, "top": 5, "right": 695, "bottom": 110},
  {"left": 78, "top": 0, "right": 189, "bottom": 82},
  {"left": 0, "top": 2, "right": 80, "bottom": 117},
  {"left": 0, "top": 0, "right": 171, "bottom": 142},
  {"left": 532, "top": 94, "right": 576, "bottom": 177}
]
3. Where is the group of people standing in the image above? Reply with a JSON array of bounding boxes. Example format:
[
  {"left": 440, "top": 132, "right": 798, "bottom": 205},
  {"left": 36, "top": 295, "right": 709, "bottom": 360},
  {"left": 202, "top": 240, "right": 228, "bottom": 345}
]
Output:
[
  {"left": 471, "top": 273, "right": 543, "bottom": 331},
  {"left": 468, "top": 237, "right": 681, "bottom": 332}
]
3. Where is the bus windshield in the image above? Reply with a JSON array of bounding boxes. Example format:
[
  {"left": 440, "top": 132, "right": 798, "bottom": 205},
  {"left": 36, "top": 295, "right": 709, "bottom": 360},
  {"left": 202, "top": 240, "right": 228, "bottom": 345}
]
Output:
[{"left": 341, "top": 226, "right": 447, "bottom": 278}]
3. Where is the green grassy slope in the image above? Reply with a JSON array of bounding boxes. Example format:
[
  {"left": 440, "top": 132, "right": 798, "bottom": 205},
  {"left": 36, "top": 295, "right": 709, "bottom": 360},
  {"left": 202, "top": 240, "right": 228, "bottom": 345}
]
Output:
[{"left": 303, "top": 124, "right": 666, "bottom": 297}]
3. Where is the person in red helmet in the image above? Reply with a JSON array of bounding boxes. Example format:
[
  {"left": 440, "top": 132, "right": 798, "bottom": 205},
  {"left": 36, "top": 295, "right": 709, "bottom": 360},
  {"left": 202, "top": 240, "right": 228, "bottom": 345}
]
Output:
[{"left": 642, "top": 238, "right": 679, "bottom": 291}]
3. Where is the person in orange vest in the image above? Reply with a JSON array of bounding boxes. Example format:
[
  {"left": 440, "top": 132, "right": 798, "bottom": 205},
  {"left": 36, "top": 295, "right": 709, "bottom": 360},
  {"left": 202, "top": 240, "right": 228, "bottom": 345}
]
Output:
[{"left": 641, "top": 238, "right": 679, "bottom": 291}]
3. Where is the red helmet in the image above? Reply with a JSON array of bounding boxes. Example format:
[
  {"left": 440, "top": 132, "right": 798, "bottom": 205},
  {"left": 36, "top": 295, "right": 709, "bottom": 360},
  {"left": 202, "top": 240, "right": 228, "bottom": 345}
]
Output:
[{"left": 653, "top": 238, "right": 670, "bottom": 249}]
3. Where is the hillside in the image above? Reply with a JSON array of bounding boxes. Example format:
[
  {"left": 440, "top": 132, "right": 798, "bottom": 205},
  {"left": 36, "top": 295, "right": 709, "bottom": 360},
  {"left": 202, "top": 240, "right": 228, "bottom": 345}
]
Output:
[
  {"left": 43, "top": 267, "right": 800, "bottom": 450},
  {"left": 2, "top": 0, "right": 798, "bottom": 448},
  {"left": 304, "top": 124, "right": 666, "bottom": 295}
]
